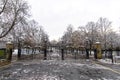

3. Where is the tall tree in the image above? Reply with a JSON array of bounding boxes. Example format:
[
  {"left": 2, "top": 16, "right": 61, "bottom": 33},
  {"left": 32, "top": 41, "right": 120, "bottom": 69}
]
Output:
[
  {"left": 96, "top": 17, "right": 112, "bottom": 49},
  {"left": 62, "top": 24, "right": 74, "bottom": 47},
  {"left": 0, "top": 0, "right": 29, "bottom": 38},
  {"left": 85, "top": 22, "right": 98, "bottom": 44}
]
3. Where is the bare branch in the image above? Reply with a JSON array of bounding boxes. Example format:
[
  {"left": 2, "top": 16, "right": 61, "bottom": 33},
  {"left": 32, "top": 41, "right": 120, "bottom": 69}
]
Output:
[{"left": 0, "top": 0, "right": 8, "bottom": 15}]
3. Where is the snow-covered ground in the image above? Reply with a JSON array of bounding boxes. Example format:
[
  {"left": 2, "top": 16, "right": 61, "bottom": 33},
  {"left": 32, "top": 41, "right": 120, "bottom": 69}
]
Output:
[
  {"left": 12, "top": 49, "right": 42, "bottom": 55},
  {"left": 12, "top": 49, "right": 18, "bottom": 55},
  {"left": 0, "top": 60, "right": 120, "bottom": 80},
  {"left": 98, "top": 59, "right": 120, "bottom": 65},
  {"left": 9, "top": 49, "right": 120, "bottom": 80}
]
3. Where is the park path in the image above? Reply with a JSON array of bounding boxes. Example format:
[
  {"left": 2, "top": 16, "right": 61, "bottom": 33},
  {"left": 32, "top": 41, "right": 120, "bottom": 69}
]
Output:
[
  {"left": 1, "top": 49, "right": 120, "bottom": 80},
  {"left": 0, "top": 59, "right": 120, "bottom": 80}
]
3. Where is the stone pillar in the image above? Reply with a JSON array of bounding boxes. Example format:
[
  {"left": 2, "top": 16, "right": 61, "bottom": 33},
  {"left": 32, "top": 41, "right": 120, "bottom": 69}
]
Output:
[{"left": 94, "top": 42, "right": 102, "bottom": 59}]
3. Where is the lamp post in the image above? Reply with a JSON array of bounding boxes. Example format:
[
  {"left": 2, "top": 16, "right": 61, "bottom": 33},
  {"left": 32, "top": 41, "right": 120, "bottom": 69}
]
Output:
[
  {"left": 17, "top": 35, "right": 25, "bottom": 60},
  {"left": 18, "top": 37, "right": 22, "bottom": 60},
  {"left": 85, "top": 37, "right": 89, "bottom": 59},
  {"left": 89, "top": 40, "right": 92, "bottom": 55},
  {"left": 109, "top": 48, "right": 113, "bottom": 63},
  {"left": 110, "top": 40, "right": 113, "bottom": 63},
  {"left": 6, "top": 38, "right": 13, "bottom": 62},
  {"left": 61, "top": 40, "right": 64, "bottom": 60},
  {"left": 44, "top": 37, "right": 47, "bottom": 60}
]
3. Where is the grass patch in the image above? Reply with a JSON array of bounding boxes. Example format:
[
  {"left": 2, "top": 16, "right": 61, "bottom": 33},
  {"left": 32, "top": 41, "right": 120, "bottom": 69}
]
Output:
[{"left": 0, "top": 49, "right": 6, "bottom": 59}]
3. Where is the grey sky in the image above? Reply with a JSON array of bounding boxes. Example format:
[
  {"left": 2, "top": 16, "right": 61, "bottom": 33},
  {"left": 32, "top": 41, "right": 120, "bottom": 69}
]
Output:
[{"left": 28, "top": 0, "right": 120, "bottom": 40}]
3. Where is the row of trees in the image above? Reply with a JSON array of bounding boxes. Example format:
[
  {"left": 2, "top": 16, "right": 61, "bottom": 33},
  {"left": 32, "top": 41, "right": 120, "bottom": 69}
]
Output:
[
  {"left": 10, "top": 20, "right": 49, "bottom": 48},
  {"left": 0, "top": 0, "right": 49, "bottom": 48},
  {"left": 0, "top": 0, "right": 120, "bottom": 51},
  {"left": 61, "top": 17, "right": 120, "bottom": 50}
]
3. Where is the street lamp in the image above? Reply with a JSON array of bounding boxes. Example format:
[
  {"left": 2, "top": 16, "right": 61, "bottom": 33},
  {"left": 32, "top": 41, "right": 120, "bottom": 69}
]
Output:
[
  {"left": 109, "top": 48, "right": 113, "bottom": 63},
  {"left": 110, "top": 40, "right": 113, "bottom": 63},
  {"left": 6, "top": 38, "right": 13, "bottom": 62},
  {"left": 17, "top": 37, "right": 23, "bottom": 60},
  {"left": 44, "top": 37, "right": 47, "bottom": 60},
  {"left": 18, "top": 37, "right": 21, "bottom": 60},
  {"left": 85, "top": 37, "right": 90, "bottom": 59},
  {"left": 61, "top": 40, "right": 64, "bottom": 60}
]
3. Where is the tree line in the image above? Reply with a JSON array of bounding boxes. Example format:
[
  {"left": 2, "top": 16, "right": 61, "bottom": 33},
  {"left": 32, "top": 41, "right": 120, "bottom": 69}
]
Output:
[
  {"left": 0, "top": 0, "right": 120, "bottom": 51},
  {"left": 60, "top": 17, "right": 120, "bottom": 50}
]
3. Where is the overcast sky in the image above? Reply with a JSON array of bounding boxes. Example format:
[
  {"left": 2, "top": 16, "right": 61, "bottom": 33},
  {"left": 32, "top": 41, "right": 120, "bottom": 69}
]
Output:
[{"left": 27, "top": 0, "right": 120, "bottom": 40}]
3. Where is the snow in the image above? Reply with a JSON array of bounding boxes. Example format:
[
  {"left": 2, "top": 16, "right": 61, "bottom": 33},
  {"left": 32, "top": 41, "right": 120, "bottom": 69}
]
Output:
[
  {"left": 73, "top": 63, "right": 84, "bottom": 66},
  {"left": 40, "top": 75, "right": 64, "bottom": 80},
  {"left": 99, "top": 59, "right": 113, "bottom": 64},
  {"left": 0, "top": 60, "right": 120, "bottom": 80},
  {"left": 51, "top": 53, "right": 60, "bottom": 57},
  {"left": 13, "top": 49, "right": 18, "bottom": 55},
  {"left": 23, "top": 69, "right": 31, "bottom": 73},
  {"left": 99, "top": 59, "right": 120, "bottom": 65}
]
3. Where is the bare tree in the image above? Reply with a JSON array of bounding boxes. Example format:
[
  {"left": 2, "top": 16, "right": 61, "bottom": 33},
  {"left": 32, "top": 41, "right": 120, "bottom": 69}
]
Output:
[
  {"left": 23, "top": 20, "right": 38, "bottom": 47},
  {"left": 106, "top": 31, "right": 119, "bottom": 49},
  {"left": 85, "top": 22, "right": 98, "bottom": 44},
  {"left": 72, "top": 30, "right": 83, "bottom": 48},
  {"left": 62, "top": 24, "right": 74, "bottom": 47},
  {"left": 96, "top": 17, "right": 112, "bottom": 49},
  {"left": 0, "top": 0, "right": 29, "bottom": 38}
]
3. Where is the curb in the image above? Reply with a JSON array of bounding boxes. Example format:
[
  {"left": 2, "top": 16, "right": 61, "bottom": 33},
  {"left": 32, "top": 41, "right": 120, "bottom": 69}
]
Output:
[
  {"left": 0, "top": 60, "right": 16, "bottom": 70},
  {"left": 93, "top": 60, "right": 120, "bottom": 75},
  {"left": 0, "top": 63, "right": 11, "bottom": 70}
]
